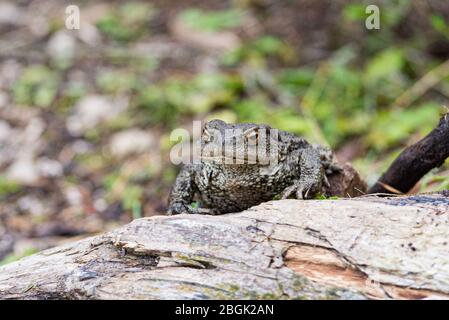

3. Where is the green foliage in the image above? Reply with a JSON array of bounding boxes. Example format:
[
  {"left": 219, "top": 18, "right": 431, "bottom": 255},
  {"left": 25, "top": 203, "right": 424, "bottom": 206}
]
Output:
[
  {"left": 363, "top": 47, "right": 407, "bottom": 107},
  {"left": 342, "top": 3, "right": 367, "bottom": 22},
  {"left": 364, "top": 48, "right": 405, "bottom": 83},
  {"left": 344, "top": 0, "right": 411, "bottom": 28},
  {"left": 190, "top": 201, "right": 199, "bottom": 209},
  {"left": 103, "top": 172, "right": 144, "bottom": 218},
  {"left": 0, "top": 247, "right": 37, "bottom": 266},
  {"left": 96, "top": 69, "right": 137, "bottom": 94},
  {"left": 12, "top": 65, "right": 59, "bottom": 107},
  {"left": 343, "top": 0, "right": 412, "bottom": 55},
  {"left": 137, "top": 73, "right": 243, "bottom": 125},
  {"left": 230, "top": 99, "right": 310, "bottom": 137},
  {"left": 205, "top": 110, "right": 238, "bottom": 124},
  {"left": 380, "top": 0, "right": 412, "bottom": 28},
  {"left": 57, "top": 81, "right": 85, "bottom": 113},
  {"left": 131, "top": 34, "right": 439, "bottom": 153},
  {"left": 252, "top": 36, "right": 288, "bottom": 56},
  {"left": 105, "top": 48, "right": 157, "bottom": 70},
  {"left": 231, "top": 98, "right": 270, "bottom": 123},
  {"left": 180, "top": 8, "right": 245, "bottom": 32},
  {"left": 105, "top": 113, "right": 136, "bottom": 131},
  {"left": 366, "top": 103, "right": 441, "bottom": 150},
  {"left": 222, "top": 36, "right": 293, "bottom": 66},
  {"left": 97, "top": 2, "right": 155, "bottom": 42},
  {"left": 272, "top": 46, "right": 425, "bottom": 147},
  {"left": 431, "top": 15, "right": 449, "bottom": 39},
  {"left": 276, "top": 54, "right": 362, "bottom": 145},
  {"left": 122, "top": 185, "right": 143, "bottom": 212},
  {"left": 420, "top": 174, "right": 449, "bottom": 192},
  {"left": 0, "top": 177, "right": 21, "bottom": 198},
  {"left": 278, "top": 68, "right": 315, "bottom": 94},
  {"left": 162, "top": 166, "right": 178, "bottom": 184},
  {"left": 75, "top": 153, "right": 107, "bottom": 171},
  {"left": 314, "top": 194, "right": 340, "bottom": 200},
  {"left": 103, "top": 172, "right": 120, "bottom": 192}
]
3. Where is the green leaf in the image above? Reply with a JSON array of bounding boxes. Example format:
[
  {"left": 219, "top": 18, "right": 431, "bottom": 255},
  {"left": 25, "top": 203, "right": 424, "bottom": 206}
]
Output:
[
  {"left": 431, "top": 15, "right": 449, "bottom": 38},
  {"left": 180, "top": 9, "right": 245, "bottom": 32},
  {"left": 367, "top": 103, "right": 441, "bottom": 150},
  {"left": 342, "top": 3, "right": 366, "bottom": 22},
  {"left": 278, "top": 68, "right": 315, "bottom": 91},
  {"left": 97, "top": 3, "right": 155, "bottom": 42},
  {"left": 252, "top": 36, "right": 286, "bottom": 56},
  {"left": 364, "top": 48, "right": 404, "bottom": 83}
]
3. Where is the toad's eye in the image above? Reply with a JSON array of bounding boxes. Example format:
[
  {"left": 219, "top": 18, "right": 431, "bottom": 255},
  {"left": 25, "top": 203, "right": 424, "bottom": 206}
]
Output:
[
  {"left": 202, "top": 129, "right": 211, "bottom": 142},
  {"left": 245, "top": 130, "right": 259, "bottom": 143}
]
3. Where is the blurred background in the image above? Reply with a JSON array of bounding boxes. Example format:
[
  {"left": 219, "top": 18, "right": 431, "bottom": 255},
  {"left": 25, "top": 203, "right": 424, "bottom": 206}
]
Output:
[{"left": 1, "top": 0, "right": 449, "bottom": 264}]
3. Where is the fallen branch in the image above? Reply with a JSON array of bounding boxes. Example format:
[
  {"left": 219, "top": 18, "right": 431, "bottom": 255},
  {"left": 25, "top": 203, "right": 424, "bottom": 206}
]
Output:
[
  {"left": 1, "top": 193, "right": 449, "bottom": 300},
  {"left": 369, "top": 113, "right": 449, "bottom": 194}
]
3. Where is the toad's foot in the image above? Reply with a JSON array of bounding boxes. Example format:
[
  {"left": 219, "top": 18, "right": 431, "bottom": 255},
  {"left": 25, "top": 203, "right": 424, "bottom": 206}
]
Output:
[
  {"left": 280, "top": 180, "right": 321, "bottom": 200},
  {"left": 167, "top": 203, "right": 217, "bottom": 215}
]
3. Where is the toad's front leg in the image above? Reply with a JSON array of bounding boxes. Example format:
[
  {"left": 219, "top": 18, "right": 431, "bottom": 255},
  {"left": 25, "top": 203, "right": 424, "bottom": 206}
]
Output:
[
  {"left": 167, "top": 165, "right": 220, "bottom": 215},
  {"left": 280, "top": 148, "right": 324, "bottom": 200},
  {"left": 167, "top": 165, "right": 199, "bottom": 215}
]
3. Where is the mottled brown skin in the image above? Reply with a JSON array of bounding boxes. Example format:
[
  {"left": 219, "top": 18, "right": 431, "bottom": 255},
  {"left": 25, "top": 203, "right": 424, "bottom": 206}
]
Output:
[{"left": 168, "top": 120, "right": 337, "bottom": 215}]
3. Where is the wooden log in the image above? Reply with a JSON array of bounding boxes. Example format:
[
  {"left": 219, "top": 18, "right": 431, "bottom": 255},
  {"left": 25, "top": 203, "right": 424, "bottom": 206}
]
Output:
[{"left": 1, "top": 192, "right": 448, "bottom": 300}]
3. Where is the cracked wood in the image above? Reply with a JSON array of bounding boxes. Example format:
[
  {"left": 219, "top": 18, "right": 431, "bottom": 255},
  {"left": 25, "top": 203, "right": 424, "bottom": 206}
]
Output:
[{"left": 0, "top": 193, "right": 448, "bottom": 299}]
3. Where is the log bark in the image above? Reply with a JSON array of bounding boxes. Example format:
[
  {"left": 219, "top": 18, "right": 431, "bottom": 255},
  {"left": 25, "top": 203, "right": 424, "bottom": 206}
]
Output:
[
  {"left": 369, "top": 113, "right": 449, "bottom": 194},
  {"left": 1, "top": 192, "right": 449, "bottom": 300}
]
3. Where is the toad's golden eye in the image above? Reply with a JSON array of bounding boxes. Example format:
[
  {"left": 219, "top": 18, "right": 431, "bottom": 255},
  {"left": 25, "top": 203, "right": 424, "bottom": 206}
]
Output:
[
  {"left": 202, "top": 129, "right": 211, "bottom": 142},
  {"left": 245, "top": 130, "right": 259, "bottom": 143}
]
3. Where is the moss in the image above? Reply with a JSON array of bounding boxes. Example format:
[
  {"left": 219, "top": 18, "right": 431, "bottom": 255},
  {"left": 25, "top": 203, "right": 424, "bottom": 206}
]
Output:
[
  {"left": 228, "top": 284, "right": 240, "bottom": 292},
  {"left": 211, "top": 283, "right": 285, "bottom": 300}
]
